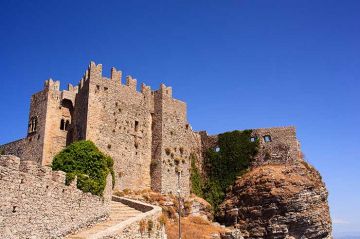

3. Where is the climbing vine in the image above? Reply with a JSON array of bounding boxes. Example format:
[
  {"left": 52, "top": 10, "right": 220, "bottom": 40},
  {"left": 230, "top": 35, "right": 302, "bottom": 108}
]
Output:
[
  {"left": 192, "top": 130, "right": 259, "bottom": 212},
  {"left": 190, "top": 153, "right": 204, "bottom": 198}
]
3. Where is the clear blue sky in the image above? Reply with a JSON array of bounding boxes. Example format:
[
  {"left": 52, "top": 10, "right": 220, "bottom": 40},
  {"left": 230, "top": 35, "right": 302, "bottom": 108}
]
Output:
[{"left": 0, "top": 0, "right": 359, "bottom": 236}]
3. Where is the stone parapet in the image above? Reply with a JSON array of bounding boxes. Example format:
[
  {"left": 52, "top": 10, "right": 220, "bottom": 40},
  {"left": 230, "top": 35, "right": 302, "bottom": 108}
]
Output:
[{"left": 0, "top": 155, "right": 112, "bottom": 238}]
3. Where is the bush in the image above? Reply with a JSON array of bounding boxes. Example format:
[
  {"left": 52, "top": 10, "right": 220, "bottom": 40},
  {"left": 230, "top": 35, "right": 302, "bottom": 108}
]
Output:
[
  {"left": 51, "top": 140, "right": 115, "bottom": 196},
  {"left": 0, "top": 149, "right": 5, "bottom": 155}
]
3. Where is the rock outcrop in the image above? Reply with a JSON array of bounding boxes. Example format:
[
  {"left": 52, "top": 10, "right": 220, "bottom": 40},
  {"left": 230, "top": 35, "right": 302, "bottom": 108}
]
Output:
[{"left": 218, "top": 160, "right": 332, "bottom": 239}]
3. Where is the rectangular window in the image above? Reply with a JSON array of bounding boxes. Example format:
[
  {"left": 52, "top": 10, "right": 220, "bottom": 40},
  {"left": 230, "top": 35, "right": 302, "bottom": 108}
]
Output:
[
  {"left": 263, "top": 135, "right": 272, "bottom": 142},
  {"left": 135, "top": 121, "right": 139, "bottom": 132}
]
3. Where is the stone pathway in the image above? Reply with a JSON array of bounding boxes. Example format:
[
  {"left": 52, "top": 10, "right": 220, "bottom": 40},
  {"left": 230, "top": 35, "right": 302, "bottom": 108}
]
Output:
[{"left": 68, "top": 200, "right": 142, "bottom": 239}]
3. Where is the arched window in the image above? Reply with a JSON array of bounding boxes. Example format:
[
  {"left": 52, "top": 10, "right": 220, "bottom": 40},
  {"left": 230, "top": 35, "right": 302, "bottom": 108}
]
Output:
[
  {"left": 65, "top": 120, "right": 70, "bottom": 131},
  {"left": 28, "top": 116, "right": 38, "bottom": 133},
  {"left": 28, "top": 122, "right": 32, "bottom": 133},
  {"left": 33, "top": 117, "right": 38, "bottom": 132},
  {"left": 60, "top": 119, "right": 65, "bottom": 130}
]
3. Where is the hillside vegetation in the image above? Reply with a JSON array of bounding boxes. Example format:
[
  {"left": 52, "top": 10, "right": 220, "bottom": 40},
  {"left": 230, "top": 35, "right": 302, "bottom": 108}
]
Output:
[{"left": 191, "top": 130, "right": 259, "bottom": 211}]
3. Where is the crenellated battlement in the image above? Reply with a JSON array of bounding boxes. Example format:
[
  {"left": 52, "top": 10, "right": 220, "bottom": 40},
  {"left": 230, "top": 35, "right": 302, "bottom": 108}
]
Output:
[
  {"left": 67, "top": 83, "right": 79, "bottom": 93},
  {"left": 126, "top": 75, "right": 137, "bottom": 90},
  {"left": 141, "top": 83, "right": 151, "bottom": 94},
  {"left": 71, "top": 62, "right": 177, "bottom": 100},
  {"left": 0, "top": 155, "right": 67, "bottom": 184},
  {"left": 111, "top": 67, "right": 122, "bottom": 83},
  {"left": 44, "top": 78, "right": 60, "bottom": 91},
  {"left": 159, "top": 83, "right": 173, "bottom": 97}
]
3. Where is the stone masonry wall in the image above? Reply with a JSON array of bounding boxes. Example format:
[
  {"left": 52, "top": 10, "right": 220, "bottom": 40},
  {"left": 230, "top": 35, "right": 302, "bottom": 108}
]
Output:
[
  {"left": 81, "top": 63, "right": 153, "bottom": 191},
  {"left": 0, "top": 155, "right": 111, "bottom": 239},
  {"left": 1, "top": 62, "right": 301, "bottom": 201},
  {"left": 251, "top": 126, "right": 301, "bottom": 166},
  {"left": 0, "top": 79, "right": 78, "bottom": 166},
  {"left": 42, "top": 80, "right": 77, "bottom": 166},
  {"left": 199, "top": 126, "right": 301, "bottom": 169},
  {"left": 155, "top": 85, "right": 201, "bottom": 196},
  {"left": 0, "top": 89, "right": 49, "bottom": 164}
]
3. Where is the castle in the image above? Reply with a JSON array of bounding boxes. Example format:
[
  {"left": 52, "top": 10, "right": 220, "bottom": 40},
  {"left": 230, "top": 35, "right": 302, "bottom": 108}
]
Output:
[{"left": 0, "top": 62, "right": 301, "bottom": 196}]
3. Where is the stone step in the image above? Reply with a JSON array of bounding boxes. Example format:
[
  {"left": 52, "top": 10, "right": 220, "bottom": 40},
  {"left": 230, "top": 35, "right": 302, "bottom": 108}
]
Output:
[{"left": 67, "top": 200, "right": 143, "bottom": 239}]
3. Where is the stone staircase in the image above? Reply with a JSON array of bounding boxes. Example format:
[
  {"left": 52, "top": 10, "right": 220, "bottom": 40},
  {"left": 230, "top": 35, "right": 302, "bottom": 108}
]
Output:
[{"left": 67, "top": 200, "right": 143, "bottom": 239}]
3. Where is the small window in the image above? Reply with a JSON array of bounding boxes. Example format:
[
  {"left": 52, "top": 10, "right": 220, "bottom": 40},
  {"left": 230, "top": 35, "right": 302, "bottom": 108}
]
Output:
[
  {"left": 60, "top": 119, "right": 65, "bottom": 130},
  {"left": 65, "top": 120, "right": 70, "bottom": 131},
  {"left": 104, "top": 87, "right": 108, "bottom": 91},
  {"left": 215, "top": 146, "right": 220, "bottom": 152},
  {"left": 263, "top": 135, "right": 272, "bottom": 142},
  {"left": 135, "top": 121, "right": 139, "bottom": 132},
  {"left": 28, "top": 116, "right": 38, "bottom": 133},
  {"left": 32, "top": 117, "right": 38, "bottom": 132},
  {"left": 250, "top": 137, "right": 257, "bottom": 142}
]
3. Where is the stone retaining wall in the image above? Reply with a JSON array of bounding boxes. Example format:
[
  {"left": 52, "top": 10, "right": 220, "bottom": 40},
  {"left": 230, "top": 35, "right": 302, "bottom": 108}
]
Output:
[
  {"left": 0, "top": 155, "right": 112, "bottom": 239},
  {"left": 91, "top": 196, "right": 166, "bottom": 239}
]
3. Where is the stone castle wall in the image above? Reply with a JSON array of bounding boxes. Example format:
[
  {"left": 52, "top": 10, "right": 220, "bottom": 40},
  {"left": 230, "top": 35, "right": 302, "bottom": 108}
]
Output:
[
  {"left": 251, "top": 126, "right": 301, "bottom": 166},
  {"left": 0, "top": 155, "right": 112, "bottom": 239},
  {"left": 0, "top": 62, "right": 302, "bottom": 199},
  {"left": 78, "top": 63, "right": 154, "bottom": 191},
  {"left": 153, "top": 86, "right": 202, "bottom": 196},
  {"left": 199, "top": 126, "right": 301, "bottom": 169},
  {"left": 0, "top": 89, "right": 48, "bottom": 164}
]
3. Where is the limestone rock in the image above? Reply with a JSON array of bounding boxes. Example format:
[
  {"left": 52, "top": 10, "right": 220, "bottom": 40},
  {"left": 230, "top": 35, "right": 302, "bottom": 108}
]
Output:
[
  {"left": 218, "top": 160, "right": 332, "bottom": 239},
  {"left": 184, "top": 194, "right": 213, "bottom": 221}
]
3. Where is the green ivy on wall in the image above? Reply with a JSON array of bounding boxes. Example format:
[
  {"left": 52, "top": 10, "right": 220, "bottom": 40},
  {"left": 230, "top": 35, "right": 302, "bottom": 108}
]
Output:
[{"left": 191, "top": 130, "right": 259, "bottom": 212}]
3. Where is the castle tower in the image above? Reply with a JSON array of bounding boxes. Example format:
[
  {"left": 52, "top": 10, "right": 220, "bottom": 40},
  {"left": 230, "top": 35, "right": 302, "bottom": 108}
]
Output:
[
  {"left": 70, "top": 62, "right": 153, "bottom": 191},
  {"left": 0, "top": 79, "right": 77, "bottom": 165},
  {"left": 150, "top": 84, "right": 199, "bottom": 196}
]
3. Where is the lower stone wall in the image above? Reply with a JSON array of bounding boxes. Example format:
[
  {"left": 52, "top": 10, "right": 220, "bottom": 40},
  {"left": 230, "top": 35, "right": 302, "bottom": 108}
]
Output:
[
  {"left": 104, "top": 211, "right": 166, "bottom": 239},
  {"left": 0, "top": 155, "right": 112, "bottom": 239},
  {"left": 0, "top": 135, "right": 43, "bottom": 164}
]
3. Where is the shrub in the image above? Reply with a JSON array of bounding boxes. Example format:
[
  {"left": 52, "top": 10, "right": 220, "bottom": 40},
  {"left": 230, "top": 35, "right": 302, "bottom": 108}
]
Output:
[
  {"left": 139, "top": 219, "right": 146, "bottom": 235},
  {"left": 0, "top": 149, "right": 5, "bottom": 155},
  {"left": 147, "top": 219, "right": 154, "bottom": 234},
  {"left": 51, "top": 140, "right": 115, "bottom": 196},
  {"left": 114, "top": 190, "right": 125, "bottom": 197},
  {"left": 158, "top": 214, "right": 168, "bottom": 226},
  {"left": 123, "top": 188, "right": 132, "bottom": 195}
]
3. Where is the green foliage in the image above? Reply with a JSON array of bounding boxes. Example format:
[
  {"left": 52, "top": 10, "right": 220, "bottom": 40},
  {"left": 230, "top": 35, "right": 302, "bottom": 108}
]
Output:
[
  {"left": 198, "top": 130, "right": 259, "bottom": 212},
  {"left": 190, "top": 154, "right": 204, "bottom": 198},
  {"left": 0, "top": 149, "right": 5, "bottom": 155},
  {"left": 51, "top": 140, "right": 115, "bottom": 196}
]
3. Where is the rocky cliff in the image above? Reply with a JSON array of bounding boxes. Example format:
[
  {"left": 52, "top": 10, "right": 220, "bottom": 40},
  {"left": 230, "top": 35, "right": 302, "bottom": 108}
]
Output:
[{"left": 218, "top": 160, "right": 332, "bottom": 239}]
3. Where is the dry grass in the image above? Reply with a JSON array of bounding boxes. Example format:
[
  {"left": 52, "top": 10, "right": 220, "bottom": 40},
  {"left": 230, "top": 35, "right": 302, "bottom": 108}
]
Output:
[{"left": 166, "top": 216, "right": 225, "bottom": 239}]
